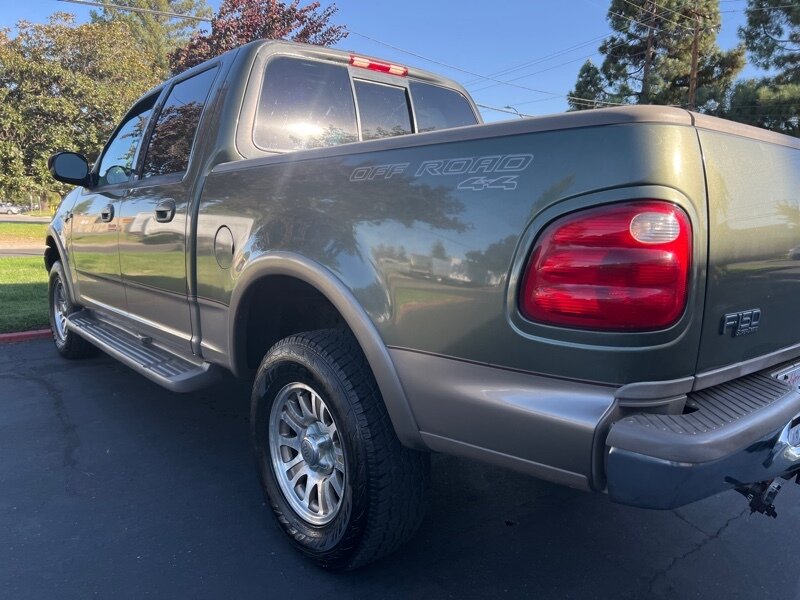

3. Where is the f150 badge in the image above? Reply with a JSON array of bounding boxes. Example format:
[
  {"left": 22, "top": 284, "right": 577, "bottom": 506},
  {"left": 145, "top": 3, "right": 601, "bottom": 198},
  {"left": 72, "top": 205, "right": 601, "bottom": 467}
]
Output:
[
  {"left": 349, "top": 153, "right": 534, "bottom": 192},
  {"left": 720, "top": 309, "right": 761, "bottom": 337}
]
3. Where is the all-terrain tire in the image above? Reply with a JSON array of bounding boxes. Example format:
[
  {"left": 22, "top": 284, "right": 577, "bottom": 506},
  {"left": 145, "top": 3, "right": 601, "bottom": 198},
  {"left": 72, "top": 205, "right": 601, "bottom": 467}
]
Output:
[
  {"left": 251, "top": 328, "right": 430, "bottom": 570},
  {"left": 48, "top": 261, "right": 96, "bottom": 359}
]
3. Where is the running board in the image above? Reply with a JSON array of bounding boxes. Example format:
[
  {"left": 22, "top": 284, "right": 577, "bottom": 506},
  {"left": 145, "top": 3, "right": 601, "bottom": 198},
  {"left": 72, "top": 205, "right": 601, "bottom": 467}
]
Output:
[{"left": 66, "top": 310, "right": 221, "bottom": 393}]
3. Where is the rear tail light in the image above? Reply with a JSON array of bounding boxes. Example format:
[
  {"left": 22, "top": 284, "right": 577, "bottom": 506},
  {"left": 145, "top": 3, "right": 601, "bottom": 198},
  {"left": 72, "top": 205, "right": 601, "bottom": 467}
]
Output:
[
  {"left": 349, "top": 54, "right": 409, "bottom": 76},
  {"left": 519, "top": 201, "right": 692, "bottom": 331}
]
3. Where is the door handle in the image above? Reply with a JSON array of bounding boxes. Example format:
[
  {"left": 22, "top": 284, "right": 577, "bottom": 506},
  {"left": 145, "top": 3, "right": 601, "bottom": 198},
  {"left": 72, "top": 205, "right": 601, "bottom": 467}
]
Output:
[
  {"left": 155, "top": 199, "right": 176, "bottom": 223},
  {"left": 100, "top": 204, "right": 114, "bottom": 223}
]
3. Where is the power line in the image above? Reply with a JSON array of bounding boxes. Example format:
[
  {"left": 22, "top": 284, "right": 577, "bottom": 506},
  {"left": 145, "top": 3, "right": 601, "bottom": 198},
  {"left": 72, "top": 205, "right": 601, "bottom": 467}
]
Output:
[
  {"left": 475, "top": 103, "right": 536, "bottom": 118},
  {"left": 345, "top": 30, "right": 553, "bottom": 95},
  {"left": 461, "top": 32, "right": 611, "bottom": 87},
  {"left": 56, "top": 0, "right": 211, "bottom": 22},
  {"left": 721, "top": 3, "right": 799, "bottom": 12},
  {"left": 466, "top": 5, "right": 698, "bottom": 95},
  {"left": 619, "top": 0, "right": 701, "bottom": 33},
  {"left": 56, "top": 0, "right": 628, "bottom": 109},
  {"left": 467, "top": 36, "right": 634, "bottom": 94},
  {"left": 346, "top": 29, "right": 629, "bottom": 107},
  {"left": 461, "top": 0, "right": 695, "bottom": 91}
]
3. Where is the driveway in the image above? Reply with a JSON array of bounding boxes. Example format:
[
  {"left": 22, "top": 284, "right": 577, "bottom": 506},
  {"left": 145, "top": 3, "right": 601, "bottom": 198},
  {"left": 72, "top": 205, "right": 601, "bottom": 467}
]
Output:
[{"left": 1, "top": 339, "right": 798, "bottom": 599}]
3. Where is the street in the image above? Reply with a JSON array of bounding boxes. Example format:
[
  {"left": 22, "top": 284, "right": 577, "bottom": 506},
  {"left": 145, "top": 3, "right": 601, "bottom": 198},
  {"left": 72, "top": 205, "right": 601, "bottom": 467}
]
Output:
[{"left": 1, "top": 339, "right": 798, "bottom": 599}]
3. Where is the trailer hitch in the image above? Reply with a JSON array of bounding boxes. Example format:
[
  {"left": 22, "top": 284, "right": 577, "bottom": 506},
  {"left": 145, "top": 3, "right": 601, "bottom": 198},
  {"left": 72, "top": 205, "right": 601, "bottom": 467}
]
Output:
[
  {"left": 736, "top": 473, "right": 800, "bottom": 518},
  {"left": 736, "top": 480, "right": 783, "bottom": 518}
]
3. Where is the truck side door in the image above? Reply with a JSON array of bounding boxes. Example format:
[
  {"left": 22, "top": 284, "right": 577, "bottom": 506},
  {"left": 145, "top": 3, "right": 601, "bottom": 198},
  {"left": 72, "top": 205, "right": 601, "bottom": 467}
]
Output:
[
  {"left": 71, "top": 94, "right": 157, "bottom": 312},
  {"left": 118, "top": 66, "right": 219, "bottom": 352}
]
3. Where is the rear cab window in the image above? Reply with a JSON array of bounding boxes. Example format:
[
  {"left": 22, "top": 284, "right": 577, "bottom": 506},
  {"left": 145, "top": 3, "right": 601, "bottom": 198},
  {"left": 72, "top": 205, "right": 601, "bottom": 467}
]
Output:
[
  {"left": 409, "top": 81, "right": 477, "bottom": 133},
  {"left": 353, "top": 80, "right": 413, "bottom": 141},
  {"left": 253, "top": 55, "right": 478, "bottom": 152},
  {"left": 255, "top": 57, "right": 358, "bottom": 151}
]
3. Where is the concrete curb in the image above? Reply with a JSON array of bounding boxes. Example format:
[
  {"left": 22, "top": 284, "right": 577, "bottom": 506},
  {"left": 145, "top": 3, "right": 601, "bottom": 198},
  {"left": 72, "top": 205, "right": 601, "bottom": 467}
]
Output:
[{"left": 0, "top": 329, "right": 52, "bottom": 344}]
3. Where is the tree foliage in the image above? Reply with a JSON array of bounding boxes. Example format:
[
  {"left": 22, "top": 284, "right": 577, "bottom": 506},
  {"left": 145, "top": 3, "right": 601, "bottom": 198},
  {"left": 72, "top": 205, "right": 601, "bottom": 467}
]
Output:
[
  {"left": 740, "top": 0, "right": 799, "bottom": 83},
  {"left": 90, "top": 0, "right": 212, "bottom": 76},
  {"left": 716, "top": 0, "right": 799, "bottom": 136},
  {"left": 570, "top": 0, "right": 745, "bottom": 111},
  {"left": 568, "top": 60, "right": 608, "bottom": 110},
  {"left": 169, "top": 0, "right": 347, "bottom": 74},
  {"left": 724, "top": 79, "right": 800, "bottom": 135},
  {"left": 0, "top": 14, "right": 161, "bottom": 197}
]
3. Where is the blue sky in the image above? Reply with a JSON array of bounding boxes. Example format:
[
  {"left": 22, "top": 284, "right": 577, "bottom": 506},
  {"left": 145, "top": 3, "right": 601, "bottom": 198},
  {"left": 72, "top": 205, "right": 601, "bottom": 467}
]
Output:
[{"left": 1, "top": 0, "right": 762, "bottom": 122}]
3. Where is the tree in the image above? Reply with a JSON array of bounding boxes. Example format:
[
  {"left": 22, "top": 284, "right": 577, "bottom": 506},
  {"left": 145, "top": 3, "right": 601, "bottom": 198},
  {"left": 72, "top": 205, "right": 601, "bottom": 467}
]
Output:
[
  {"left": 169, "top": 0, "right": 347, "bottom": 74},
  {"left": 0, "top": 14, "right": 161, "bottom": 198},
  {"left": 718, "top": 0, "right": 799, "bottom": 136},
  {"left": 740, "top": 0, "right": 799, "bottom": 83},
  {"left": 571, "top": 0, "right": 745, "bottom": 111},
  {"left": 724, "top": 79, "right": 799, "bottom": 136},
  {"left": 568, "top": 60, "right": 608, "bottom": 110},
  {"left": 90, "top": 0, "right": 211, "bottom": 76},
  {"left": 431, "top": 240, "right": 448, "bottom": 260}
]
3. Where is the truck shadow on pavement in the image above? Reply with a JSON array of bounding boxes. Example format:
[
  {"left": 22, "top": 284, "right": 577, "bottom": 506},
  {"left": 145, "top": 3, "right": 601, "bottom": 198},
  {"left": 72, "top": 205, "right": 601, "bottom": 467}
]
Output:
[{"left": 0, "top": 341, "right": 797, "bottom": 600}]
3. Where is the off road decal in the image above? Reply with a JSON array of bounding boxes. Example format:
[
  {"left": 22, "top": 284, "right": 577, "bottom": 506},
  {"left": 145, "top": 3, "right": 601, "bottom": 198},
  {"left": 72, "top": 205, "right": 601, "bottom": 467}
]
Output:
[{"left": 349, "top": 153, "right": 534, "bottom": 191}]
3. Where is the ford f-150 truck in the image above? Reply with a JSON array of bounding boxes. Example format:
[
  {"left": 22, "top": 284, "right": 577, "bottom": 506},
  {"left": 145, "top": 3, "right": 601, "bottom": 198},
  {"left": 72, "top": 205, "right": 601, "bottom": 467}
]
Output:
[{"left": 45, "top": 39, "right": 800, "bottom": 569}]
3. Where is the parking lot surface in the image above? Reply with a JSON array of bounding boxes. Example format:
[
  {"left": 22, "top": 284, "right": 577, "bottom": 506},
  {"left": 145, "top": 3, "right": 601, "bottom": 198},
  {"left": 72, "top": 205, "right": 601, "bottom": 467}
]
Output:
[{"left": 1, "top": 339, "right": 798, "bottom": 599}]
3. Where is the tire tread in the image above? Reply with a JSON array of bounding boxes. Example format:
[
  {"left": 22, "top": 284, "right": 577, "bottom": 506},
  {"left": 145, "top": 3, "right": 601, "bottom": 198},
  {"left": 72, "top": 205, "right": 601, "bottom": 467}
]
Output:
[{"left": 256, "top": 328, "right": 429, "bottom": 569}]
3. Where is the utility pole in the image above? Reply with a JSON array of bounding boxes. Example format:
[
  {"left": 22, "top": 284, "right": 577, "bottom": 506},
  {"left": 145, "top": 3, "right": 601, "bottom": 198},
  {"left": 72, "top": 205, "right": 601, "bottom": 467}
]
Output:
[
  {"left": 641, "top": 0, "right": 657, "bottom": 104},
  {"left": 687, "top": 2, "right": 702, "bottom": 111}
]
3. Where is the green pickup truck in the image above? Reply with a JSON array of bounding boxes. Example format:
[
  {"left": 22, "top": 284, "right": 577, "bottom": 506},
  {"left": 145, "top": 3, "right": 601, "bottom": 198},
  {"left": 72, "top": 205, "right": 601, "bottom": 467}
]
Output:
[{"left": 45, "top": 40, "right": 800, "bottom": 569}]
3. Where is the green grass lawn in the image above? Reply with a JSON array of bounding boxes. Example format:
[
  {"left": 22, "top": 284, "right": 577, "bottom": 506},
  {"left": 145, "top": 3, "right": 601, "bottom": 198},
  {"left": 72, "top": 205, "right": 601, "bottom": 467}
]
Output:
[
  {"left": 0, "top": 257, "right": 49, "bottom": 333},
  {"left": 0, "top": 222, "right": 49, "bottom": 246}
]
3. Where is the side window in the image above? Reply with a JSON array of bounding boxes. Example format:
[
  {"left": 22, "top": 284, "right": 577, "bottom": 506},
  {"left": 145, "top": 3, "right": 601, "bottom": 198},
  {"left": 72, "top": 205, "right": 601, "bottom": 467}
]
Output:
[
  {"left": 409, "top": 81, "right": 477, "bottom": 133},
  {"left": 97, "top": 95, "right": 156, "bottom": 187},
  {"left": 354, "top": 80, "right": 413, "bottom": 141},
  {"left": 142, "top": 67, "right": 218, "bottom": 177},
  {"left": 255, "top": 57, "right": 358, "bottom": 151}
]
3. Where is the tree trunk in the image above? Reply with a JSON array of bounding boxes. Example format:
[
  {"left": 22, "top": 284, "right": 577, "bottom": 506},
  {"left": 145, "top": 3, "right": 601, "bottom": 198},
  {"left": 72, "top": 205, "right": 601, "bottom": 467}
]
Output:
[
  {"left": 641, "top": 0, "right": 657, "bottom": 104},
  {"left": 688, "top": 9, "right": 701, "bottom": 111}
]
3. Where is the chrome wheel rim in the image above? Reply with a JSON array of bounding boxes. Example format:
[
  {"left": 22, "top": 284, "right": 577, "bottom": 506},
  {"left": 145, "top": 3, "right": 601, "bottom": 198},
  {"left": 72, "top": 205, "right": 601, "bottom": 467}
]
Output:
[
  {"left": 268, "top": 382, "right": 346, "bottom": 525},
  {"left": 52, "top": 280, "right": 68, "bottom": 343}
]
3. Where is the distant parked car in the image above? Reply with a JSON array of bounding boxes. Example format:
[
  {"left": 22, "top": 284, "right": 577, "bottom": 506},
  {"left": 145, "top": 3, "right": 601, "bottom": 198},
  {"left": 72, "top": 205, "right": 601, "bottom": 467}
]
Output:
[{"left": 0, "top": 203, "right": 21, "bottom": 215}]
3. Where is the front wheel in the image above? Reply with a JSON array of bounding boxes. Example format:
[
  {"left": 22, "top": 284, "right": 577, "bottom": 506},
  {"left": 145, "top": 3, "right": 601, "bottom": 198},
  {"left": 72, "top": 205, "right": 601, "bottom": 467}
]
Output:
[
  {"left": 251, "top": 329, "right": 430, "bottom": 570},
  {"left": 48, "top": 261, "right": 96, "bottom": 359}
]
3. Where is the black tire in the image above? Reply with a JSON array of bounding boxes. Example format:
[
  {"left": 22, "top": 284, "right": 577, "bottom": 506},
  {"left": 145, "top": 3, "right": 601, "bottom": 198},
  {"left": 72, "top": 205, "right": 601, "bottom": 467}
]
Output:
[
  {"left": 251, "top": 329, "right": 430, "bottom": 570},
  {"left": 48, "top": 261, "right": 96, "bottom": 359}
]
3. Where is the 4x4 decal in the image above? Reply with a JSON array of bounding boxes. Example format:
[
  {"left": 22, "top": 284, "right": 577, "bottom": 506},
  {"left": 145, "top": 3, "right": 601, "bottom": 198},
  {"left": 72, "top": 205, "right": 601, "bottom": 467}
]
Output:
[{"left": 349, "top": 153, "right": 534, "bottom": 192}]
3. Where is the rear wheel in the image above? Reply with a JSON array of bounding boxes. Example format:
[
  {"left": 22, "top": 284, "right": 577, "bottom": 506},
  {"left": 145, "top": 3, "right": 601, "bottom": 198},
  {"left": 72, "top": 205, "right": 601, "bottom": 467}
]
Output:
[
  {"left": 251, "top": 329, "right": 429, "bottom": 570},
  {"left": 48, "top": 261, "right": 95, "bottom": 359}
]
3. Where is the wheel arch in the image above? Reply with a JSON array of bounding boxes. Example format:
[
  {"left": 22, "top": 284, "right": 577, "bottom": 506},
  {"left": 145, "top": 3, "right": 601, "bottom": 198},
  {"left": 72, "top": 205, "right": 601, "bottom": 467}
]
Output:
[
  {"left": 229, "top": 252, "right": 424, "bottom": 450},
  {"left": 44, "top": 231, "right": 78, "bottom": 306}
]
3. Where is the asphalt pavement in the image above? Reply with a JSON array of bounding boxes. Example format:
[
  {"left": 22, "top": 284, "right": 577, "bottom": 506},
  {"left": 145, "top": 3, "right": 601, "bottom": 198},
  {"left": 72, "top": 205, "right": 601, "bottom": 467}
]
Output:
[{"left": 1, "top": 339, "right": 798, "bottom": 599}]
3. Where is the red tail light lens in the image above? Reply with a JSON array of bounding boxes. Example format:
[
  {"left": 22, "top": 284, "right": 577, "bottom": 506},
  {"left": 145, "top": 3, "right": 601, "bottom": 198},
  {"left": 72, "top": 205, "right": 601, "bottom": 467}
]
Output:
[{"left": 519, "top": 201, "right": 692, "bottom": 331}]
